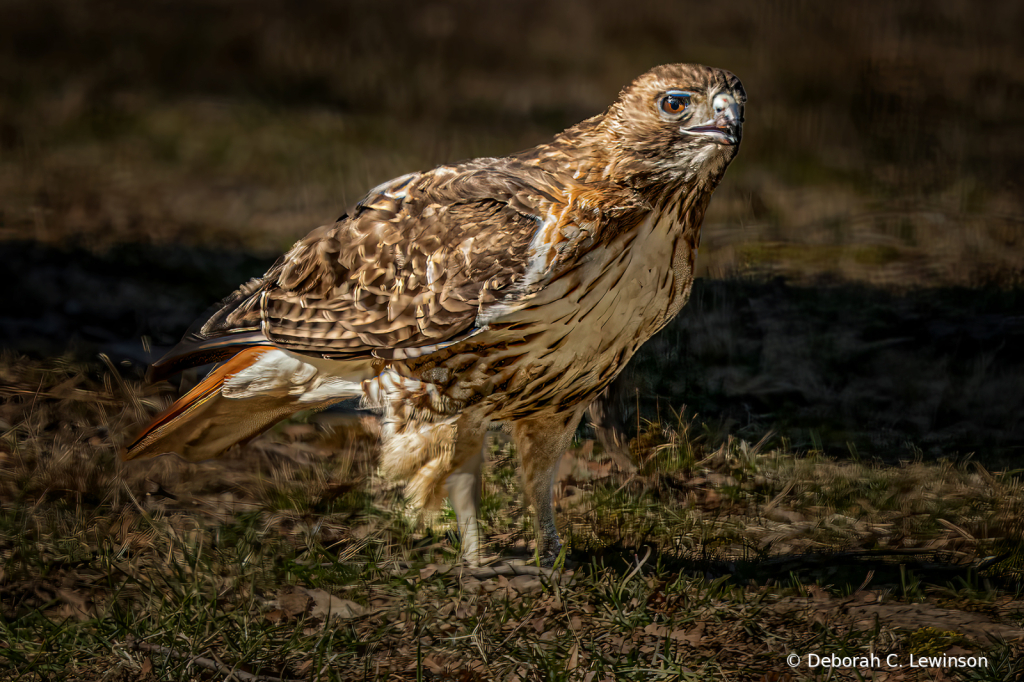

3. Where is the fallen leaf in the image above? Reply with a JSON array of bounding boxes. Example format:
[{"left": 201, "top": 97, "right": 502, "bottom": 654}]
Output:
[
  {"left": 301, "top": 588, "right": 365, "bottom": 620},
  {"left": 277, "top": 588, "right": 311, "bottom": 617},
  {"left": 424, "top": 656, "right": 446, "bottom": 674},
  {"left": 56, "top": 588, "right": 92, "bottom": 621},
  {"left": 678, "top": 622, "right": 705, "bottom": 645},
  {"left": 644, "top": 623, "right": 668, "bottom": 637},
  {"left": 567, "top": 643, "right": 579, "bottom": 671},
  {"left": 508, "top": 575, "right": 543, "bottom": 593}
]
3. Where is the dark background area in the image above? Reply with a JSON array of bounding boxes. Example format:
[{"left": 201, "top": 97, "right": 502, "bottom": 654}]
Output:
[{"left": 1, "top": 0, "right": 1022, "bottom": 461}]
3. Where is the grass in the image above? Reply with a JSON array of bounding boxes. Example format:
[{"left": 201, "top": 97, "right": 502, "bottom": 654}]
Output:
[{"left": 2, "top": 353, "right": 1024, "bottom": 680}]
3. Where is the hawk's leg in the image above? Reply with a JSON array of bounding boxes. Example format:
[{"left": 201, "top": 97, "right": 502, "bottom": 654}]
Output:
[
  {"left": 511, "top": 407, "right": 586, "bottom": 562},
  {"left": 442, "top": 422, "right": 488, "bottom": 565},
  {"left": 381, "top": 412, "right": 488, "bottom": 564}
]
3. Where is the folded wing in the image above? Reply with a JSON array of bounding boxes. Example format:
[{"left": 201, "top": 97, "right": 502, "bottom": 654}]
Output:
[{"left": 126, "top": 161, "right": 562, "bottom": 460}]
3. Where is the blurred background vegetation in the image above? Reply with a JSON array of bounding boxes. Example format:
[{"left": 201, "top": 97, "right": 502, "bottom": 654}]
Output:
[{"left": 1, "top": 0, "right": 1022, "bottom": 461}]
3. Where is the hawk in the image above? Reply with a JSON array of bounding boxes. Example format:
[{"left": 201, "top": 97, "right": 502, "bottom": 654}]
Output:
[{"left": 125, "top": 63, "right": 745, "bottom": 563}]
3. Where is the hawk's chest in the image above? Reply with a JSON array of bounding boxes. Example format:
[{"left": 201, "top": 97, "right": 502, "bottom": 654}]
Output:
[
  {"left": 556, "top": 204, "right": 696, "bottom": 353},
  {"left": 482, "top": 203, "right": 698, "bottom": 411},
  {"left": 409, "top": 200, "right": 701, "bottom": 420}
]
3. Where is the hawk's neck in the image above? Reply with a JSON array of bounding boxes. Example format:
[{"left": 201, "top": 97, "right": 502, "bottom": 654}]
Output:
[
  {"left": 523, "top": 119, "right": 709, "bottom": 209},
  {"left": 508, "top": 116, "right": 725, "bottom": 265}
]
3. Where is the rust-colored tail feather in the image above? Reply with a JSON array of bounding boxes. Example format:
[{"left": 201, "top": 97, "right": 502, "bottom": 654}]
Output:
[{"left": 124, "top": 345, "right": 300, "bottom": 462}]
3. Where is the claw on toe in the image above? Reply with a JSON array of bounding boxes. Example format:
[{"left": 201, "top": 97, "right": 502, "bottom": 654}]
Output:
[{"left": 537, "top": 543, "right": 565, "bottom": 567}]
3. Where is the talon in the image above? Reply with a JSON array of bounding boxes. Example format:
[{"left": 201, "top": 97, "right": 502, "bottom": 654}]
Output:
[{"left": 538, "top": 542, "right": 563, "bottom": 566}]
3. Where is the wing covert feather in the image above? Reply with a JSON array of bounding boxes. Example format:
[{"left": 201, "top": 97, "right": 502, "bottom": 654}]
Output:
[
  {"left": 178, "top": 156, "right": 644, "bottom": 364},
  {"left": 260, "top": 166, "right": 543, "bottom": 357}
]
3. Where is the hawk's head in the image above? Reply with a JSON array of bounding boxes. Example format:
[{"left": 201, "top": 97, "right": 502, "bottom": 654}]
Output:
[{"left": 602, "top": 63, "right": 745, "bottom": 190}]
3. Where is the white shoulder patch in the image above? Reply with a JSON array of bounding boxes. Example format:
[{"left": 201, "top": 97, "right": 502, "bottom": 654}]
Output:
[
  {"left": 221, "top": 349, "right": 366, "bottom": 403},
  {"left": 221, "top": 350, "right": 315, "bottom": 398}
]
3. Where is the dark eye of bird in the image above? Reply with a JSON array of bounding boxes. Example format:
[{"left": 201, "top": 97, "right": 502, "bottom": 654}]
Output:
[{"left": 659, "top": 92, "right": 691, "bottom": 118}]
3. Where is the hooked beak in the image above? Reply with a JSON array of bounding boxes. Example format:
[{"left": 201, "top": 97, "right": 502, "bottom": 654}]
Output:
[{"left": 681, "top": 92, "right": 742, "bottom": 146}]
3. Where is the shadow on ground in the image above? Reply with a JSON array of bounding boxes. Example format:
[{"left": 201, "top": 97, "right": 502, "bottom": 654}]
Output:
[{"left": 4, "top": 238, "right": 1023, "bottom": 467}]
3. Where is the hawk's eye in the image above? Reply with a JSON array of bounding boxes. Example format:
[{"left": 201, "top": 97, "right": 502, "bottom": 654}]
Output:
[{"left": 659, "top": 91, "right": 692, "bottom": 119}]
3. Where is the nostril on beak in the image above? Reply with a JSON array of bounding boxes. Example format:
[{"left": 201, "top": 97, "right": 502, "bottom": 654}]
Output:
[{"left": 712, "top": 93, "right": 740, "bottom": 129}]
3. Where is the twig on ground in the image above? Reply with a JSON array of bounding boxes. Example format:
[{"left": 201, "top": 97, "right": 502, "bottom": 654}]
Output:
[
  {"left": 391, "top": 560, "right": 575, "bottom": 583},
  {"left": 124, "top": 639, "right": 298, "bottom": 682}
]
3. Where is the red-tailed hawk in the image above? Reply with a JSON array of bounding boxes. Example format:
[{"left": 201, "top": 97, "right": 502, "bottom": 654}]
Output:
[{"left": 125, "top": 63, "right": 745, "bottom": 563}]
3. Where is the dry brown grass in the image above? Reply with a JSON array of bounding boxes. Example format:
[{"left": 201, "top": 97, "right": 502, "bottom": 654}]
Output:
[{"left": 2, "top": 353, "right": 1024, "bottom": 680}]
